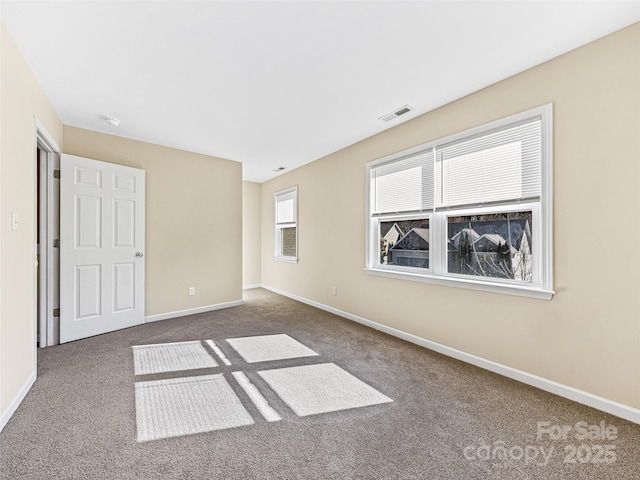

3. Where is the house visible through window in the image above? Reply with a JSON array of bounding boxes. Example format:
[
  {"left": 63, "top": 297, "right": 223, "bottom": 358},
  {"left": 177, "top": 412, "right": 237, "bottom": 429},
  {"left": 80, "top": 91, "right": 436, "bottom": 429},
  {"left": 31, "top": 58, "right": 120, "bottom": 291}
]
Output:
[
  {"left": 274, "top": 186, "right": 298, "bottom": 261},
  {"left": 366, "top": 104, "right": 553, "bottom": 299}
]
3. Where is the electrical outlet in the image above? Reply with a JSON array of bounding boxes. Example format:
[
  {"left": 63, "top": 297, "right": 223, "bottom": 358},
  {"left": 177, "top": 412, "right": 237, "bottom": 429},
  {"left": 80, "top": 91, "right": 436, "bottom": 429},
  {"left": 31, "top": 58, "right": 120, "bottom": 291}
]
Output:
[
  {"left": 331, "top": 286, "right": 337, "bottom": 295},
  {"left": 12, "top": 212, "right": 18, "bottom": 231},
  {"left": 189, "top": 287, "right": 195, "bottom": 296}
]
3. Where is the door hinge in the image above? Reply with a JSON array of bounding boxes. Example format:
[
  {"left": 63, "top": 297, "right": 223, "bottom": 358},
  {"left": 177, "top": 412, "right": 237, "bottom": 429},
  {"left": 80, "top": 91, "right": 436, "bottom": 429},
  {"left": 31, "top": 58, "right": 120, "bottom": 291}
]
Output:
[
  {"left": 53, "top": 308, "right": 60, "bottom": 317},
  {"left": 53, "top": 169, "right": 61, "bottom": 179},
  {"left": 53, "top": 239, "right": 60, "bottom": 248}
]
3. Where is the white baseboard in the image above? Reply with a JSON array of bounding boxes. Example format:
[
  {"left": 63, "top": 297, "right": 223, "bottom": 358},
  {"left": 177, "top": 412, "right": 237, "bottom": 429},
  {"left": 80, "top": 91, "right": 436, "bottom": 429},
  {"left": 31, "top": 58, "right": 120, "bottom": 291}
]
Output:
[
  {"left": 243, "top": 284, "right": 263, "bottom": 290},
  {"left": 145, "top": 300, "right": 244, "bottom": 323},
  {"left": 262, "top": 284, "right": 640, "bottom": 425},
  {"left": 0, "top": 370, "right": 37, "bottom": 434}
]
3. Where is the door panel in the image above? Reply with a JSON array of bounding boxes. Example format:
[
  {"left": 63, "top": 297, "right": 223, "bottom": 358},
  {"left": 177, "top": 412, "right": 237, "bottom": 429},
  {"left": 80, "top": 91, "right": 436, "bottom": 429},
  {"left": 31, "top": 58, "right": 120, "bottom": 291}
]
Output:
[
  {"left": 76, "top": 264, "right": 101, "bottom": 318},
  {"left": 60, "top": 154, "right": 145, "bottom": 343},
  {"left": 76, "top": 166, "right": 102, "bottom": 187},
  {"left": 114, "top": 262, "right": 135, "bottom": 312},
  {"left": 77, "top": 195, "right": 102, "bottom": 248},
  {"left": 114, "top": 173, "right": 136, "bottom": 192},
  {"left": 114, "top": 199, "right": 135, "bottom": 247}
]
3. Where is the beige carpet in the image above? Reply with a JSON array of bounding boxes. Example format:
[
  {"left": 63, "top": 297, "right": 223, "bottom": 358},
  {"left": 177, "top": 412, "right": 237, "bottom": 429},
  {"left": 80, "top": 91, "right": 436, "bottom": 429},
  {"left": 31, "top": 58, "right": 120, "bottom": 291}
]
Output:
[{"left": 1, "top": 288, "right": 639, "bottom": 479}]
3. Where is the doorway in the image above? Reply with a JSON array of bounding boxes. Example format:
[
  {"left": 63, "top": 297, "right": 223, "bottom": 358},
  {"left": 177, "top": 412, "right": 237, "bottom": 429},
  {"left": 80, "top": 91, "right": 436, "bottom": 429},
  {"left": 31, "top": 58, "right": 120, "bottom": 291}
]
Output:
[{"left": 35, "top": 126, "right": 146, "bottom": 346}]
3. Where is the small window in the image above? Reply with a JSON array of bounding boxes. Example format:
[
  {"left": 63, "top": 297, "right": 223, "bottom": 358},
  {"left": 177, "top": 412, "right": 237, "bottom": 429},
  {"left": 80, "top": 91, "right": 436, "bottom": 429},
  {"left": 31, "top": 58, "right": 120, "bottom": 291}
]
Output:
[
  {"left": 366, "top": 104, "right": 553, "bottom": 299},
  {"left": 274, "top": 186, "right": 298, "bottom": 262}
]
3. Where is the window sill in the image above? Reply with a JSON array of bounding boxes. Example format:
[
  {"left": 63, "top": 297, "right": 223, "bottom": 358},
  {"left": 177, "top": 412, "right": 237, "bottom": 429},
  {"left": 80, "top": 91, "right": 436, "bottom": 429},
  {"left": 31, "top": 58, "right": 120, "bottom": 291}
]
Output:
[
  {"left": 273, "top": 256, "right": 298, "bottom": 264},
  {"left": 364, "top": 268, "right": 554, "bottom": 300}
]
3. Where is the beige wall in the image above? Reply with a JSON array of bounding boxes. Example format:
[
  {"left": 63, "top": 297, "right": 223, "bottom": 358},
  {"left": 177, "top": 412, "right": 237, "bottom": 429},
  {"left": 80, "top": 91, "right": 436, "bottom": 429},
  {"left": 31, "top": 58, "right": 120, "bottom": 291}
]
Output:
[
  {"left": 261, "top": 24, "right": 640, "bottom": 409},
  {"left": 0, "top": 22, "right": 63, "bottom": 415},
  {"left": 63, "top": 127, "right": 243, "bottom": 317},
  {"left": 243, "top": 181, "right": 262, "bottom": 287},
  {"left": 0, "top": 19, "right": 242, "bottom": 424}
]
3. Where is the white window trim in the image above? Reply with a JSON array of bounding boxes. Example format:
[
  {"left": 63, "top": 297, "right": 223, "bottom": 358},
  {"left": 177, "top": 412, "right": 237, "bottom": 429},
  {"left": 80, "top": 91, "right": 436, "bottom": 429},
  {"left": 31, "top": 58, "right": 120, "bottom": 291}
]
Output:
[
  {"left": 274, "top": 185, "right": 298, "bottom": 263},
  {"left": 365, "top": 104, "right": 554, "bottom": 300},
  {"left": 274, "top": 256, "right": 298, "bottom": 264}
]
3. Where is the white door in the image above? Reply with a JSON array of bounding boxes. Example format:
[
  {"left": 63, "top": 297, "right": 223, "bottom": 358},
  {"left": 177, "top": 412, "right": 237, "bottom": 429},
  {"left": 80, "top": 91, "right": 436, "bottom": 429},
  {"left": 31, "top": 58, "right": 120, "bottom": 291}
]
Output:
[{"left": 60, "top": 154, "right": 145, "bottom": 343}]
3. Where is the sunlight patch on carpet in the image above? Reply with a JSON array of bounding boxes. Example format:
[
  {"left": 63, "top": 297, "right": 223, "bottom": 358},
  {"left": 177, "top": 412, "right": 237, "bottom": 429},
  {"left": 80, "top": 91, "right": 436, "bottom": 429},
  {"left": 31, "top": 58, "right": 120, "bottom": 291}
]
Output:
[
  {"left": 226, "top": 334, "right": 319, "bottom": 363},
  {"left": 135, "top": 374, "right": 254, "bottom": 442},
  {"left": 258, "top": 363, "right": 393, "bottom": 417},
  {"left": 232, "top": 371, "right": 282, "bottom": 422},
  {"left": 205, "top": 339, "right": 233, "bottom": 366},
  {"left": 132, "top": 341, "right": 218, "bottom": 375}
]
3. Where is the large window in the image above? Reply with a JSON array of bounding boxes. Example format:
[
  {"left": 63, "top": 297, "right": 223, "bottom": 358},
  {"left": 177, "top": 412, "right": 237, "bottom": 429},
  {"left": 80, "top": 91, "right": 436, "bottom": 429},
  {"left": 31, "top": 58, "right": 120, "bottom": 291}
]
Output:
[
  {"left": 274, "top": 186, "right": 298, "bottom": 262},
  {"left": 366, "top": 105, "right": 553, "bottom": 299}
]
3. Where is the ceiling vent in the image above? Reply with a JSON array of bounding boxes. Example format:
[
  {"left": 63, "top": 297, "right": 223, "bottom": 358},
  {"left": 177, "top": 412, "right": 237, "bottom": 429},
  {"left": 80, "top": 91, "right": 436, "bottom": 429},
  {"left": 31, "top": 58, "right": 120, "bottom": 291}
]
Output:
[
  {"left": 379, "top": 105, "right": 414, "bottom": 122},
  {"left": 273, "top": 166, "right": 287, "bottom": 172}
]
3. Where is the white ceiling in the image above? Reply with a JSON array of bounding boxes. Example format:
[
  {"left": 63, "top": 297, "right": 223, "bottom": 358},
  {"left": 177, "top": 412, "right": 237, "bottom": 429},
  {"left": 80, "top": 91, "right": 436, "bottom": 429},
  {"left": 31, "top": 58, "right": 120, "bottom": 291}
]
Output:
[{"left": 2, "top": 1, "right": 639, "bottom": 182}]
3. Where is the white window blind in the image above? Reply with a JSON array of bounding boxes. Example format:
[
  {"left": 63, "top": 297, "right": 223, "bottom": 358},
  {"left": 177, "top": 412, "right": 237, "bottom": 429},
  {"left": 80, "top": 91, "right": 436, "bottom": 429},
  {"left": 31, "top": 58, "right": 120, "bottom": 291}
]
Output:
[
  {"left": 371, "top": 119, "right": 541, "bottom": 214},
  {"left": 435, "top": 119, "right": 541, "bottom": 209},
  {"left": 371, "top": 149, "right": 434, "bottom": 215},
  {"left": 276, "top": 190, "right": 296, "bottom": 225},
  {"left": 365, "top": 104, "right": 553, "bottom": 299}
]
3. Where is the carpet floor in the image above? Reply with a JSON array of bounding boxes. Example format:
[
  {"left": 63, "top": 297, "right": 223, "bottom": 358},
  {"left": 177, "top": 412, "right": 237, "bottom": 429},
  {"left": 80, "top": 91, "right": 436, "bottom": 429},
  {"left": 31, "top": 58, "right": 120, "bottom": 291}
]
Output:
[{"left": 1, "top": 288, "right": 639, "bottom": 479}]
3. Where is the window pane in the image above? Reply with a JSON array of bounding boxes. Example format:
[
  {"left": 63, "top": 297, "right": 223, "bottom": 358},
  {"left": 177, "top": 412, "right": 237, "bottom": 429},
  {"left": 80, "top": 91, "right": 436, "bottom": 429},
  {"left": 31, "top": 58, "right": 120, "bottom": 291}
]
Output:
[
  {"left": 371, "top": 149, "right": 434, "bottom": 214},
  {"left": 281, "top": 227, "right": 297, "bottom": 257},
  {"left": 436, "top": 119, "right": 541, "bottom": 209},
  {"left": 379, "top": 218, "right": 429, "bottom": 269},
  {"left": 276, "top": 195, "right": 295, "bottom": 224},
  {"left": 374, "top": 165, "right": 423, "bottom": 213},
  {"left": 441, "top": 141, "right": 522, "bottom": 206},
  {"left": 447, "top": 211, "right": 533, "bottom": 281}
]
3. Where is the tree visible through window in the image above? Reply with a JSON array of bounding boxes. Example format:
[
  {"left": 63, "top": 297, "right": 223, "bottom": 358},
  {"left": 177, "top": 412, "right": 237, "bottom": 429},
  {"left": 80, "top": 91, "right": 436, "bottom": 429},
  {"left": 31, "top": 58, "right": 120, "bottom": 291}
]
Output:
[
  {"left": 366, "top": 104, "right": 553, "bottom": 298},
  {"left": 447, "top": 211, "right": 532, "bottom": 281}
]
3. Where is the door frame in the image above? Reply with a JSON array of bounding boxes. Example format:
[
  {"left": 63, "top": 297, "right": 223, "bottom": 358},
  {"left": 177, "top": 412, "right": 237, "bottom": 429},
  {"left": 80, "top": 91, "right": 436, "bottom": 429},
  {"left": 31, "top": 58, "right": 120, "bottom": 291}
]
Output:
[{"left": 35, "top": 118, "right": 61, "bottom": 348}]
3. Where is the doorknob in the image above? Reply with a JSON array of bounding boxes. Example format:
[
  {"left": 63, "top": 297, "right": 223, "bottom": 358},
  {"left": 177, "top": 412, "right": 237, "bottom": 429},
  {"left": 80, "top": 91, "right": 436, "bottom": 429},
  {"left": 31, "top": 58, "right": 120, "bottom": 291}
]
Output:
[{"left": 135, "top": 252, "right": 144, "bottom": 258}]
